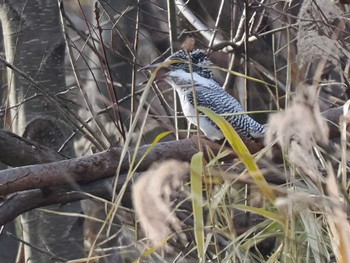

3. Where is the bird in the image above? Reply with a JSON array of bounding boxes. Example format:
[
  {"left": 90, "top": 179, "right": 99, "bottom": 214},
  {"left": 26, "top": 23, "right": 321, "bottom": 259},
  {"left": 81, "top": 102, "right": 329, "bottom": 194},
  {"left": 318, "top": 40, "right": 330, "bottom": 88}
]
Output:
[{"left": 161, "top": 49, "right": 266, "bottom": 141}]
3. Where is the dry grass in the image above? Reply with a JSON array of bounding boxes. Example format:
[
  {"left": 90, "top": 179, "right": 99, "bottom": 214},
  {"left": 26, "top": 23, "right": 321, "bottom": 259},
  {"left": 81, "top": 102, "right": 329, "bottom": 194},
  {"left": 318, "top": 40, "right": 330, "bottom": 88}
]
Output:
[{"left": 10, "top": 1, "right": 349, "bottom": 262}]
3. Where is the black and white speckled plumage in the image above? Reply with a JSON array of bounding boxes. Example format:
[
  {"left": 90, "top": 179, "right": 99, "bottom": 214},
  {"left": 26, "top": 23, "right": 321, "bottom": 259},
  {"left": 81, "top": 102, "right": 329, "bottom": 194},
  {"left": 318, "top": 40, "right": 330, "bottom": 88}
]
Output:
[{"left": 164, "top": 49, "right": 265, "bottom": 140}]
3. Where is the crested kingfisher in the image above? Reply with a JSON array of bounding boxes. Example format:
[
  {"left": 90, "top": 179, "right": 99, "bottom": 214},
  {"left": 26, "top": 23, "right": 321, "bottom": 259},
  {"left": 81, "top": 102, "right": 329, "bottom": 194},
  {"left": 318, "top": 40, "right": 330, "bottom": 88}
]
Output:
[{"left": 160, "top": 49, "right": 266, "bottom": 141}]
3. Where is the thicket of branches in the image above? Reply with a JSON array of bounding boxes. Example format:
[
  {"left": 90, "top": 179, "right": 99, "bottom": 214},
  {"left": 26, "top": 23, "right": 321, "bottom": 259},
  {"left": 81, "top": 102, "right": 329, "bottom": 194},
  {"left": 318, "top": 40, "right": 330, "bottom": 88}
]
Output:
[{"left": 1, "top": 0, "right": 350, "bottom": 262}]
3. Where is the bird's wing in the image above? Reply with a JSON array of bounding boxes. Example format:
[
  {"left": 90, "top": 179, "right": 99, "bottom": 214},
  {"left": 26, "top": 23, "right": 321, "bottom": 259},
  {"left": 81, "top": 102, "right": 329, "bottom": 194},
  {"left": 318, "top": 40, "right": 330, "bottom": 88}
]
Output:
[
  {"left": 189, "top": 84, "right": 244, "bottom": 115},
  {"left": 187, "top": 84, "right": 265, "bottom": 138}
]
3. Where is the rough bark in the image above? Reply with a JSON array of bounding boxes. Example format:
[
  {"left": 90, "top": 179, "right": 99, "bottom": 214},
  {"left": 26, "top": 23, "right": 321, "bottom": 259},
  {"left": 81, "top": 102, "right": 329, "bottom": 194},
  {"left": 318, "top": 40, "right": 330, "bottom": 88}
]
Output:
[{"left": 0, "top": 129, "right": 67, "bottom": 166}]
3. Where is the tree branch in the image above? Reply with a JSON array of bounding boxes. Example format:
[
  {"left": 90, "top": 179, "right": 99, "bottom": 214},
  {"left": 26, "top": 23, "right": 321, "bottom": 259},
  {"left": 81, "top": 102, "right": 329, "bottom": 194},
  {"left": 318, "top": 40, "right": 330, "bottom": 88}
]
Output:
[
  {"left": 0, "top": 173, "right": 127, "bottom": 225},
  {"left": 0, "top": 161, "right": 290, "bottom": 226},
  {"left": 0, "top": 129, "right": 67, "bottom": 166},
  {"left": 0, "top": 105, "right": 341, "bottom": 225},
  {"left": 0, "top": 136, "right": 230, "bottom": 197}
]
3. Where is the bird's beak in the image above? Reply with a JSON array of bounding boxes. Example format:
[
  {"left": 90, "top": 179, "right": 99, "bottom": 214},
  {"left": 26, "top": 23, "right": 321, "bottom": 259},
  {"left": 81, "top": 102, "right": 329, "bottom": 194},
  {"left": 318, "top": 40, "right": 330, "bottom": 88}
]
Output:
[
  {"left": 139, "top": 62, "right": 164, "bottom": 71},
  {"left": 139, "top": 62, "right": 171, "bottom": 83}
]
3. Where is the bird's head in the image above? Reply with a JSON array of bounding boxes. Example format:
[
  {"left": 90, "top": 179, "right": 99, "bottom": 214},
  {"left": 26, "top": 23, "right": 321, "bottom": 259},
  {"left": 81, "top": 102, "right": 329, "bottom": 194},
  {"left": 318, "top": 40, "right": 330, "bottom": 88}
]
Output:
[
  {"left": 140, "top": 49, "right": 213, "bottom": 87},
  {"left": 164, "top": 49, "right": 213, "bottom": 79}
]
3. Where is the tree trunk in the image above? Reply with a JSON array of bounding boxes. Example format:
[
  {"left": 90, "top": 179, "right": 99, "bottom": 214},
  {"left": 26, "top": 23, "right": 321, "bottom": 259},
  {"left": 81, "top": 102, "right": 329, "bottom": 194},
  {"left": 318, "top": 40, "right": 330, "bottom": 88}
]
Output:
[{"left": 0, "top": 1, "right": 84, "bottom": 262}]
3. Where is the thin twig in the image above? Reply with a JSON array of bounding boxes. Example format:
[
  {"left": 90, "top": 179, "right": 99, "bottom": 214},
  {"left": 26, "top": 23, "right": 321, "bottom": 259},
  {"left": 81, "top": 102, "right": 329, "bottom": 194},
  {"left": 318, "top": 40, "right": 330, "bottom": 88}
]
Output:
[
  {"left": 130, "top": 0, "right": 141, "bottom": 127},
  {"left": 175, "top": 0, "right": 223, "bottom": 47},
  {"left": 94, "top": 2, "right": 127, "bottom": 141},
  {"left": 59, "top": 1, "right": 110, "bottom": 149},
  {"left": 167, "top": 0, "right": 177, "bottom": 53},
  {"left": 5, "top": 231, "right": 66, "bottom": 262}
]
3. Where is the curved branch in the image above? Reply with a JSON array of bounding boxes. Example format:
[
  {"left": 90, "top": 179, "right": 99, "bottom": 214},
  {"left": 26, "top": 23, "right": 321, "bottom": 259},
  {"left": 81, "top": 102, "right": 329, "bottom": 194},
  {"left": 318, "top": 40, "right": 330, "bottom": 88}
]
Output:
[
  {"left": 0, "top": 136, "right": 230, "bottom": 197},
  {"left": 0, "top": 174, "right": 123, "bottom": 226}
]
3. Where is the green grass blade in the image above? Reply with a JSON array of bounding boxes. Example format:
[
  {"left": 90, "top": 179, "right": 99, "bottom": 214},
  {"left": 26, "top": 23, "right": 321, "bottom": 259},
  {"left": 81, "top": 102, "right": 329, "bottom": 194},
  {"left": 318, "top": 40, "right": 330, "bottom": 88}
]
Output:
[
  {"left": 211, "top": 65, "right": 275, "bottom": 87},
  {"left": 131, "top": 131, "right": 173, "bottom": 174},
  {"left": 233, "top": 204, "right": 284, "bottom": 226},
  {"left": 198, "top": 106, "right": 276, "bottom": 203},
  {"left": 190, "top": 152, "right": 205, "bottom": 261}
]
